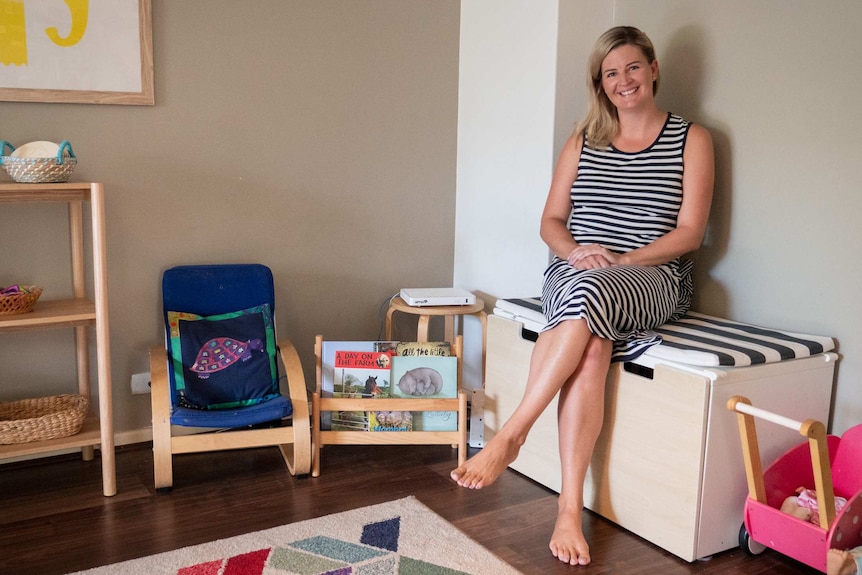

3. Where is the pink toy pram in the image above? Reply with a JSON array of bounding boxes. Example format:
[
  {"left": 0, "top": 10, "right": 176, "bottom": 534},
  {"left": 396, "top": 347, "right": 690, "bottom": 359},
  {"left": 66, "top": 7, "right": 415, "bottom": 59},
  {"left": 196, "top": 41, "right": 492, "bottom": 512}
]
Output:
[{"left": 728, "top": 396, "right": 862, "bottom": 572}]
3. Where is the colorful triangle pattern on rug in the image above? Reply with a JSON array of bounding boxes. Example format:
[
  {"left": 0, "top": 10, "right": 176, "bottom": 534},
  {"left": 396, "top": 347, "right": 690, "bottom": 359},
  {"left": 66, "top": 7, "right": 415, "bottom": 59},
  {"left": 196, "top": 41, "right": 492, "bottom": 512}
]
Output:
[
  {"left": 176, "top": 516, "right": 467, "bottom": 575},
  {"left": 67, "top": 497, "right": 523, "bottom": 575}
]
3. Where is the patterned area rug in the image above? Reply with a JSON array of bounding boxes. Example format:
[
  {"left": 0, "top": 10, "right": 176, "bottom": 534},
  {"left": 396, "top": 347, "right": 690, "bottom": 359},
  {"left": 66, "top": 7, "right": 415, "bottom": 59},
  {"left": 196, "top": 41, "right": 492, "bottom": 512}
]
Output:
[{"left": 67, "top": 496, "right": 523, "bottom": 575}]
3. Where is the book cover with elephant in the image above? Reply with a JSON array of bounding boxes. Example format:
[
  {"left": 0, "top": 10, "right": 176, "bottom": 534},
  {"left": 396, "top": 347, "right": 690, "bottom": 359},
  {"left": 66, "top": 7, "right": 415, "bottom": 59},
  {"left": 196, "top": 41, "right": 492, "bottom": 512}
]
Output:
[
  {"left": 331, "top": 350, "right": 393, "bottom": 431},
  {"left": 390, "top": 355, "right": 458, "bottom": 431}
]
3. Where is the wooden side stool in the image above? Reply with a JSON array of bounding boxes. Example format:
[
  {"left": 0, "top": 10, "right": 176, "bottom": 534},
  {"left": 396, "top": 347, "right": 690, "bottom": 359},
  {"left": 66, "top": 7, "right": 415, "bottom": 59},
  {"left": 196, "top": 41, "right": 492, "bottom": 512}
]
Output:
[
  {"left": 385, "top": 295, "right": 488, "bottom": 448},
  {"left": 385, "top": 295, "right": 487, "bottom": 362}
]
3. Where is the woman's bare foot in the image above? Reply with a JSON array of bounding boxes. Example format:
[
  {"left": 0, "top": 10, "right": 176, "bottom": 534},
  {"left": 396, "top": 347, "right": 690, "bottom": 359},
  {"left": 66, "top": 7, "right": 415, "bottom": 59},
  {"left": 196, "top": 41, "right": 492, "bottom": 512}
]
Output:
[
  {"left": 450, "top": 433, "right": 522, "bottom": 488},
  {"left": 827, "top": 549, "right": 858, "bottom": 575},
  {"left": 549, "top": 502, "right": 590, "bottom": 565}
]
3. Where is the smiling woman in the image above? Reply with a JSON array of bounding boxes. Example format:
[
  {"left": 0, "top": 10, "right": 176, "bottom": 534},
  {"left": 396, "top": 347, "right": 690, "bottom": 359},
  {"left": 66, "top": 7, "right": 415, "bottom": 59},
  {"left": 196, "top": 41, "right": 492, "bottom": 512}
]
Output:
[
  {"left": 450, "top": 25, "right": 715, "bottom": 568},
  {"left": 599, "top": 44, "right": 660, "bottom": 134},
  {"left": 582, "top": 26, "right": 662, "bottom": 149}
]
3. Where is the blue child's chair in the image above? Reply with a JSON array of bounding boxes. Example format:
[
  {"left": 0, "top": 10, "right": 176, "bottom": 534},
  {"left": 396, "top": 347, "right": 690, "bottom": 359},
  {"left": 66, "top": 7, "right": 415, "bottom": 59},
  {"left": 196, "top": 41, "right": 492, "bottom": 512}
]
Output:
[{"left": 149, "top": 264, "right": 311, "bottom": 490}]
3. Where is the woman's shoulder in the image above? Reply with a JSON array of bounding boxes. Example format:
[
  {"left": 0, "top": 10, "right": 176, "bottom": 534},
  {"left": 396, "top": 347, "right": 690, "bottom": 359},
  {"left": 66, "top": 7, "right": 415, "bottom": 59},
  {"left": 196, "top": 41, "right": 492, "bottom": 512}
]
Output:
[
  {"left": 561, "top": 127, "right": 586, "bottom": 156},
  {"left": 668, "top": 113, "right": 712, "bottom": 148},
  {"left": 681, "top": 121, "right": 714, "bottom": 167},
  {"left": 662, "top": 112, "right": 691, "bottom": 133},
  {"left": 685, "top": 123, "right": 713, "bottom": 148},
  {"left": 669, "top": 113, "right": 709, "bottom": 135}
]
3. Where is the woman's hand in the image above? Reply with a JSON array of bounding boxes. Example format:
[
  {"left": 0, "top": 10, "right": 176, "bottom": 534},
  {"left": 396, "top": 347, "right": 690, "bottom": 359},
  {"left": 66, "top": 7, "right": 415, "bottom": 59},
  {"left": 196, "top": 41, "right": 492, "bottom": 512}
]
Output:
[{"left": 567, "top": 244, "right": 619, "bottom": 269}]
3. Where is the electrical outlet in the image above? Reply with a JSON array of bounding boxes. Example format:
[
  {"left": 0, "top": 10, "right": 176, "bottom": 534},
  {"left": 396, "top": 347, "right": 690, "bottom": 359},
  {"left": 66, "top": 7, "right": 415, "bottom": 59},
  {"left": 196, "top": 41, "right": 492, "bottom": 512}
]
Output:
[{"left": 131, "top": 372, "right": 151, "bottom": 394}]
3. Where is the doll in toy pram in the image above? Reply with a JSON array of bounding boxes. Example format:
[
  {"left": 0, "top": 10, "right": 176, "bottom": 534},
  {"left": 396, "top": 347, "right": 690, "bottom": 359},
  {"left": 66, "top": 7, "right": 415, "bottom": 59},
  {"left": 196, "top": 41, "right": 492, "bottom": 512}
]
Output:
[{"left": 728, "top": 396, "right": 862, "bottom": 573}]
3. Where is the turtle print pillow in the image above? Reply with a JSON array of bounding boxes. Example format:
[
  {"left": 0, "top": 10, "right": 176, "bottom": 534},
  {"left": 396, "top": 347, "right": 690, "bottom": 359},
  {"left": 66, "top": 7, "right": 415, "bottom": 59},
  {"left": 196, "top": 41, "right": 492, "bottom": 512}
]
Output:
[{"left": 167, "top": 304, "right": 279, "bottom": 410}]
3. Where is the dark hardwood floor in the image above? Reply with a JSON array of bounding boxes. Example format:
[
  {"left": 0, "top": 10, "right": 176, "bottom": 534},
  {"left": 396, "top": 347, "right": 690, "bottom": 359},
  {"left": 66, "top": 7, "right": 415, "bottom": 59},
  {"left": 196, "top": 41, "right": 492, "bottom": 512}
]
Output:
[{"left": 0, "top": 443, "right": 820, "bottom": 575}]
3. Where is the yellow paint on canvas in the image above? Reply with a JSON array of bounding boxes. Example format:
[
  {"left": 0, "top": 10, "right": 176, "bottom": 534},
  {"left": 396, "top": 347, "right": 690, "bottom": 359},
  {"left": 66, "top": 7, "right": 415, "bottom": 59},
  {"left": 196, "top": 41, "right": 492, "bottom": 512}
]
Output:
[
  {"left": 46, "top": 0, "right": 89, "bottom": 47},
  {"left": 0, "top": 0, "right": 27, "bottom": 66}
]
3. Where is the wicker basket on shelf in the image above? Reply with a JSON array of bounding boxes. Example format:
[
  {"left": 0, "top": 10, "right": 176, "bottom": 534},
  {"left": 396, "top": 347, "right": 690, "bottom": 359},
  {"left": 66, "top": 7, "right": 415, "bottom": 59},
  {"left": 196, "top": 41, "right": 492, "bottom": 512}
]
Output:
[
  {"left": 0, "top": 140, "right": 77, "bottom": 183},
  {"left": 0, "top": 394, "right": 89, "bottom": 444},
  {"left": 0, "top": 286, "right": 43, "bottom": 315}
]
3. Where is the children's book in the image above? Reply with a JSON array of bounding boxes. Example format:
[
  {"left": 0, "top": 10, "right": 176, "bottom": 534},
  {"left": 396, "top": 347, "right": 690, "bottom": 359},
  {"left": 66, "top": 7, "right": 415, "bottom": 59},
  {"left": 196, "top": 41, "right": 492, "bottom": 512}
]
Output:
[
  {"left": 390, "top": 354, "right": 458, "bottom": 431},
  {"left": 369, "top": 409, "right": 413, "bottom": 432},
  {"left": 331, "top": 350, "right": 399, "bottom": 432},
  {"left": 375, "top": 341, "right": 451, "bottom": 357},
  {"left": 321, "top": 340, "right": 455, "bottom": 431},
  {"left": 320, "top": 340, "right": 377, "bottom": 430}
]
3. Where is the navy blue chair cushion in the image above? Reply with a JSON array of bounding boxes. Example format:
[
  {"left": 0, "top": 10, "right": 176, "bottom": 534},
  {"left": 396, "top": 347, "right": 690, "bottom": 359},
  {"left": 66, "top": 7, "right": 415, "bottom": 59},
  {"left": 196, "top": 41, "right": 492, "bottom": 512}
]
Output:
[
  {"left": 161, "top": 264, "right": 292, "bottom": 426},
  {"left": 171, "top": 395, "right": 292, "bottom": 428},
  {"left": 167, "top": 304, "right": 279, "bottom": 410}
]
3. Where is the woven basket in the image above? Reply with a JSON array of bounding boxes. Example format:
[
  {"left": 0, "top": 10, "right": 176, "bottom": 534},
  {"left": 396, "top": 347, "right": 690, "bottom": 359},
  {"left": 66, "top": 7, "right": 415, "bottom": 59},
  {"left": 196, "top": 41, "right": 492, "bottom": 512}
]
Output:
[
  {"left": 0, "top": 140, "right": 77, "bottom": 183},
  {"left": 0, "top": 394, "right": 89, "bottom": 444},
  {"left": 0, "top": 286, "right": 42, "bottom": 315}
]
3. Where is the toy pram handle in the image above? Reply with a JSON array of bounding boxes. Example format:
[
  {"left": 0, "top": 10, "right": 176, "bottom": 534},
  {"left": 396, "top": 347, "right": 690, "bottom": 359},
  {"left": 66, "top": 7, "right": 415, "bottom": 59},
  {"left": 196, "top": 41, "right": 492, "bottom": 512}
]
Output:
[{"left": 727, "top": 395, "right": 837, "bottom": 530}]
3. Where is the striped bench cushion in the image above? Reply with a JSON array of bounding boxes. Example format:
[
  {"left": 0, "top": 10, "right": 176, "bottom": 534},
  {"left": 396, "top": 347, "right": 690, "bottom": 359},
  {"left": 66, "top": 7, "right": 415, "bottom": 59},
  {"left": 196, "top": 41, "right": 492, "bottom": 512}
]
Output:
[{"left": 493, "top": 298, "right": 835, "bottom": 367}]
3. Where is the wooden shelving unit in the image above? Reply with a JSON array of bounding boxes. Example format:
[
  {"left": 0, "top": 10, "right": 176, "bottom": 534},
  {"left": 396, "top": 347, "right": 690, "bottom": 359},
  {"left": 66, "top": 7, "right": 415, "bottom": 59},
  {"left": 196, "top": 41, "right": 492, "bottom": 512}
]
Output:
[{"left": 0, "top": 182, "right": 115, "bottom": 496}]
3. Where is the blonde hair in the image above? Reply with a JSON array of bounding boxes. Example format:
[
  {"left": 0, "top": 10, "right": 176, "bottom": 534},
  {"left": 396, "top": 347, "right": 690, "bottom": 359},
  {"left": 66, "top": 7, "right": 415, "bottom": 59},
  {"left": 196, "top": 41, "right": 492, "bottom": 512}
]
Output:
[{"left": 576, "top": 26, "right": 659, "bottom": 149}]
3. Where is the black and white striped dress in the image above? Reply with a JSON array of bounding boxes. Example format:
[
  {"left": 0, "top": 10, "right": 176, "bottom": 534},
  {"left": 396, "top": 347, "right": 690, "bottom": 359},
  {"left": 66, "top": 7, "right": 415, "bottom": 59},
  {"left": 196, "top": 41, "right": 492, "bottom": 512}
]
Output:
[{"left": 541, "top": 113, "right": 694, "bottom": 362}]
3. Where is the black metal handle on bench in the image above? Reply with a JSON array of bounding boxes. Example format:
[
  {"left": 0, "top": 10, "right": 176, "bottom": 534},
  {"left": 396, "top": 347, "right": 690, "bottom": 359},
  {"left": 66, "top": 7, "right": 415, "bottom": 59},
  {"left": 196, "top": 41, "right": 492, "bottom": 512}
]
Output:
[{"left": 623, "top": 361, "right": 654, "bottom": 380}]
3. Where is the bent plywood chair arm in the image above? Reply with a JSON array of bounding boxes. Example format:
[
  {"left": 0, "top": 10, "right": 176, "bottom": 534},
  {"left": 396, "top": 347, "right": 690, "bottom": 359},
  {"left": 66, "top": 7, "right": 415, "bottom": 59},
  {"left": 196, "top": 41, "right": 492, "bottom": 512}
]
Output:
[
  {"left": 149, "top": 345, "right": 174, "bottom": 490},
  {"left": 277, "top": 338, "right": 312, "bottom": 476}
]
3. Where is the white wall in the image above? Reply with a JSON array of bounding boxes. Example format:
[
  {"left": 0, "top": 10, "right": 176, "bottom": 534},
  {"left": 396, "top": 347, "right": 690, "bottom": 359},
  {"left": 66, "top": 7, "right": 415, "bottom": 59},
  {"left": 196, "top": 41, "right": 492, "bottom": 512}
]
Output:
[
  {"left": 454, "top": 0, "right": 563, "bottom": 390},
  {"left": 458, "top": 0, "right": 861, "bottom": 434},
  {"left": 454, "top": 0, "right": 559, "bottom": 299}
]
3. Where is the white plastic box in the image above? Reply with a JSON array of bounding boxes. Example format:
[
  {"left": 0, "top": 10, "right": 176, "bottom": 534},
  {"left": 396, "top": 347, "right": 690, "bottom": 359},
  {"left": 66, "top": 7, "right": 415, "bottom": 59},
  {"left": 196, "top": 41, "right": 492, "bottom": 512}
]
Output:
[{"left": 483, "top": 314, "right": 837, "bottom": 562}]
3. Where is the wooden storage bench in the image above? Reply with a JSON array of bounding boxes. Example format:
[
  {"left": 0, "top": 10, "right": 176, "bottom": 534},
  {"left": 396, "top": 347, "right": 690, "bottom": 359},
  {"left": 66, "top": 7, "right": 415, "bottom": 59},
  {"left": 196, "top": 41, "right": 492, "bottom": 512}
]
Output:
[{"left": 483, "top": 312, "right": 837, "bottom": 562}]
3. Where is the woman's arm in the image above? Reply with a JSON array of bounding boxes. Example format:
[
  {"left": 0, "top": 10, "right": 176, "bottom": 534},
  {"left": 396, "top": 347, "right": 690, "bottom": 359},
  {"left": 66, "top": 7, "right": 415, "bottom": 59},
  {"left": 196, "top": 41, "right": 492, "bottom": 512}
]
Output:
[
  {"left": 569, "top": 124, "right": 714, "bottom": 267},
  {"left": 540, "top": 131, "right": 583, "bottom": 260}
]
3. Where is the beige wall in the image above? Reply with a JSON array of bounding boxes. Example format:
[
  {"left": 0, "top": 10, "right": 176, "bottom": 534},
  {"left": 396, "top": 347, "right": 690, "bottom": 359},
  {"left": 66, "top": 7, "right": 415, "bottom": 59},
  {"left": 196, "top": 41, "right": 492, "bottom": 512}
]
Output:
[{"left": 0, "top": 1, "right": 460, "bottom": 433}]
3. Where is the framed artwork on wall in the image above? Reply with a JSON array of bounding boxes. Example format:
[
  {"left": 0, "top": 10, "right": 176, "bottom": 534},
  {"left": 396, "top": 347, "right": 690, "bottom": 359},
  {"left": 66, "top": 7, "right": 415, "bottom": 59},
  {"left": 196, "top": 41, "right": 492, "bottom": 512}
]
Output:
[{"left": 0, "top": 0, "right": 153, "bottom": 105}]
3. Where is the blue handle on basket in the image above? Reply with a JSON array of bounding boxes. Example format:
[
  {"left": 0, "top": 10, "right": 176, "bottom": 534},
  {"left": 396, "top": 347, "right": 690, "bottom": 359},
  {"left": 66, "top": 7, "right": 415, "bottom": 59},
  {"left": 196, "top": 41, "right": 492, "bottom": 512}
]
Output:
[
  {"left": 0, "top": 140, "right": 14, "bottom": 164},
  {"left": 56, "top": 140, "right": 75, "bottom": 164}
]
